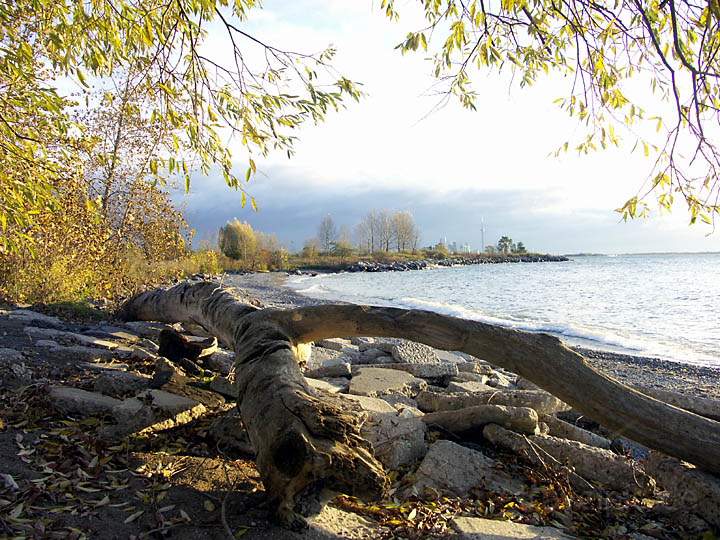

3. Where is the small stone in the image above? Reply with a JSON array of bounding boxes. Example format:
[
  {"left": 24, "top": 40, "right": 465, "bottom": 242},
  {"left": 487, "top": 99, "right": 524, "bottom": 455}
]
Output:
[
  {"left": 450, "top": 516, "right": 569, "bottom": 539},
  {"left": 50, "top": 386, "right": 121, "bottom": 416},
  {"left": 410, "top": 440, "right": 524, "bottom": 498},
  {"left": 349, "top": 367, "right": 427, "bottom": 399}
]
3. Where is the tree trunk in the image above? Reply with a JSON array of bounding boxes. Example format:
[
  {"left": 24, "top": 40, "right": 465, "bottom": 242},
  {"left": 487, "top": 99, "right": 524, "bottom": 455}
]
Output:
[{"left": 118, "top": 280, "right": 720, "bottom": 524}]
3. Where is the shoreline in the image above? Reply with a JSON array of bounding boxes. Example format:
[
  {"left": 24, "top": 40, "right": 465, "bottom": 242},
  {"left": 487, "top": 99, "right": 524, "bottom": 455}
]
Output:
[{"left": 222, "top": 271, "right": 720, "bottom": 401}]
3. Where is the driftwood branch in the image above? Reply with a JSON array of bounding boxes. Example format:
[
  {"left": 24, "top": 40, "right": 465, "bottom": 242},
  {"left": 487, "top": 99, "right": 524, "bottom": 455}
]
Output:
[{"left": 118, "top": 280, "right": 720, "bottom": 525}]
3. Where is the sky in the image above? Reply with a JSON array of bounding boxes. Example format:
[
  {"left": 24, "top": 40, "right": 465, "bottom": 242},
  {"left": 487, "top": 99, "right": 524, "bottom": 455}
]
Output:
[{"left": 178, "top": 0, "right": 720, "bottom": 254}]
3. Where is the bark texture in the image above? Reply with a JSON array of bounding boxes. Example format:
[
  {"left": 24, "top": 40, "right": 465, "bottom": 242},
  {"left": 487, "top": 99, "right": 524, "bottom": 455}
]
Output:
[{"left": 119, "top": 280, "right": 720, "bottom": 518}]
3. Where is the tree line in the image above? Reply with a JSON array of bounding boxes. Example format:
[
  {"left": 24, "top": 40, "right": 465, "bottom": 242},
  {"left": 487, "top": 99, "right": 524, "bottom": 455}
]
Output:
[{"left": 310, "top": 210, "right": 421, "bottom": 256}]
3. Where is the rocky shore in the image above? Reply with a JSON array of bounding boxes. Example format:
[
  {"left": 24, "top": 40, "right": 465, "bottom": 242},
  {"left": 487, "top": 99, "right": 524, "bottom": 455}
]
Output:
[
  {"left": 290, "top": 253, "right": 570, "bottom": 275},
  {"left": 0, "top": 275, "right": 718, "bottom": 539}
]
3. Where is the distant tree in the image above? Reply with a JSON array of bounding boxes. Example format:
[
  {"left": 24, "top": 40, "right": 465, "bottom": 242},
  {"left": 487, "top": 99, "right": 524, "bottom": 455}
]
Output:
[
  {"left": 377, "top": 210, "right": 394, "bottom": 252},
  {"left": 434, "top": 242, "right": 449, "bottom": 258},
  {"left": 514, "top": 242, "right": 527, "bottom": 254},
  {"left": 219, "top": 220, "right": 257, "bottom": 261},
  {"left": 497, "top": 236, "right": 513, "bottom": 254},
  {"left": 302, "top": 238, "right": 320, "bottom": 258},
  {"left": 317, "top": 215, "right": 338, "bottom": 253},
  {"left": 392, "top": 211, "right": 420, "bottom": 252},
  {"left": 485, "top": 245, "right": 497, "bottom": 255}
]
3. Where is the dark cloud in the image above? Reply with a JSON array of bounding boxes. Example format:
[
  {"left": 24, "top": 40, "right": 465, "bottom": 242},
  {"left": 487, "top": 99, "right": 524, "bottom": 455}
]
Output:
[{"left": 177, "top": 167, "right": 719, "bottom": 254}]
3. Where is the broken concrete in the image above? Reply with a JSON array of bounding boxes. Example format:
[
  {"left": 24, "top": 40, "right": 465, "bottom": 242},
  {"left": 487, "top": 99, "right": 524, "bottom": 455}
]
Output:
[
  {"left": 110, "top": 389, "right": 207, "bottom": 435},
  {"left": 50, "top": 386, "right": 121, "bottom": 416},
  {"left": 349, "top": 367, "right": 427, "bottom": 398},
  {"left": 410, "top": 440, "right": 524, "bottom": 498}
]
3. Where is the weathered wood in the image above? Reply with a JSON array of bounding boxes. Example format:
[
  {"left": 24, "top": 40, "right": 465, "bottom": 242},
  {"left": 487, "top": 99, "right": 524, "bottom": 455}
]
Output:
[
  {"left": 541, "top": 415, "right": 612, "bottom": 450},
  {"left": 119, "top": 280, "right": 720, "bottom": 520},
  {"left": 118, "top": 282, "right": 387, "bottom": 530},
  {"left": 422, "top": 405, "right": 539, "bottom": 435},
  {"left": 271, "top": 303, "right": 720, "bottom": 475}
]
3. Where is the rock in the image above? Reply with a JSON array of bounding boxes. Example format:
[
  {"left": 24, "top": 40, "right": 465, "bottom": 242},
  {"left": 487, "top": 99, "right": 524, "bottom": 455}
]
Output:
[
  {"left": 422, "top": 405, "right": 539, "bottom": 435},
  {"left": 209, "top": 409, "right": 255, "bottom": 455},
  {"left": 123, "top": 321, "right": 180, "bottom": 339},
  {"left": 417, "top": 389, "right": 570, "bottom": 416},
  {"left": 447, "top": 380, "right": 495, "bottom": 393},
  {"left": 390, "top": 341, "right": 439, "bottom": 364},
  {"left": 409, "top": 440, "right": 524, "bottom": 498},
  {"left": 37, "top": 342, "right": 123, "bottom": 361},
  {"left": 306, "top": 377, "right": 348, "bottom": 394},
  {"left": 356, "top": 348, "right": 387, "bottom": 363},
  {"left": 541, "top": 415, "right": 611, "bottom": 449},
  {"left": 91, "top": 326, "right": 141, "bottom": 343},
  {"left": 450, "top": 516, "right": 569, "bottom": 539},
  {"left": 25, "top": 327, "right": 124, "bottom": 350},
  {"left": 457, "top": 362, "right": 496, "bottom": 376},
  {"left": 452, "top": 372, "right": 490, "bottom": 384},
  {"left": 50, "top": 386, "right": 121, "bottom": 416},
  {"left": 0, "top": 348, "right": 24, "bottom": 363},
  {"left": 351, "top": 362, "right": 458, "bottom": 384},
  {"left": 358, "top": 338, "right": 403, "bottom": 353},
  {"left": 483, "top": 425, "right": 655, "bottom": 496},
  {"left": 516, "top": 377, "right": 541, "bottom": 391},
  {"left": 363, "top": 413, "right": 426, "bottom": 470},
  {"left": 307, "top": 347, "right": 345, "bottom": 369},
  {"left": 349, "top": 367, "right": 427, "bottom": 398},
  {"left": 93, "top": 371, "right": 151, "bottom": 398},
  {"left": 305, "top": 362, "right": 352, "bottom": 379},
  {"left": 204, "top": 349, "right": 235, "bottom": 375},
  {"left": 208, "top": 376, "right": 238, "bottom": 399},
  {"left": 644, "top": 452, "right": 720, "bottom": 527},
  {"left": 1, "top": 308, "right": 62, "bottom": 327},
  {"left": 308, "top": 504, "right": 379, "bottom": 539},
  {"left": 341, "top": 394, "right": 397, "bottom": 414},
  {"left": 434, "top": 350, "right": 467, "bottom": 363},
  {"left": 110, "top": 389, "right": 207, "bottom": 435},
  {"left": 151, "top": 357, "right": 189, "bottom": 388},
  {"left": 315, "top": 338, "right": 352, "bottom": 351},
  {"left": 350, "top": 337, "right": 374, "bottom": 347},
  {"left": 487, "top": 371, "right": 513, "bottom": 389}
]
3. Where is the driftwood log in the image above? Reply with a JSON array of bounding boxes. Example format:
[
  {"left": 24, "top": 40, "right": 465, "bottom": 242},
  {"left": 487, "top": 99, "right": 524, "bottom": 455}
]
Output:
[{"left": 118, "top": 280, "right": 720, "bottom": 527}]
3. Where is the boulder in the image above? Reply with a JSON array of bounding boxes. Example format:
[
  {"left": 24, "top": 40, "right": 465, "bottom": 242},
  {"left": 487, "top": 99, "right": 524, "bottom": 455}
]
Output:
[
  {"left": 355, "top": 348, "right": 388, "bottom": 363},
  {"left": 349, "top": 367, "right": 427, "bottom": 399},
  {"left": 457, "top": 362, "right": 496, "bottom": 376},
  {"left": 350, "top": 336, "right": 374, "bottom": 347},
  {"left": 307, "top": 347, "right": 345, "bottom": 369},
  {"left": 434, "top": 350, "right": 467, "bottom": 364},
  {"left": 487, "top": 371, "right": 513, "bottom": 389},
  {"left": 409, "top": 440, "right": 524, "bottom": 498},
  {"left": 50, "top": 386, "right": 121, "bottom": 416},
  {"left": 208, "top": 376, "right": 238, "bottom": 399},
  {"left": 449, "top": 516, "right": 570, "bottom": 539}
]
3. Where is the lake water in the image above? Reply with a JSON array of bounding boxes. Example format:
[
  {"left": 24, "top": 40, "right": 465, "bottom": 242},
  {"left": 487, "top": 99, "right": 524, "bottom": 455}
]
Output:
[{"left": 287, "top": 253, "right": 720, "bottom": 367}]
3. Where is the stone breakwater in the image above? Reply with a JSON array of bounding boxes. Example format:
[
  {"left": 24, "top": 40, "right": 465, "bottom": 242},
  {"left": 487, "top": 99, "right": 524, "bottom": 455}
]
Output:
[{"left": 343, "top": 254, "right": 569, "bottom": 273}]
